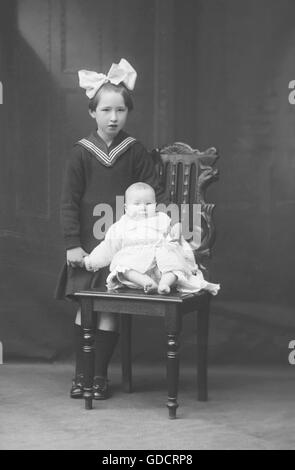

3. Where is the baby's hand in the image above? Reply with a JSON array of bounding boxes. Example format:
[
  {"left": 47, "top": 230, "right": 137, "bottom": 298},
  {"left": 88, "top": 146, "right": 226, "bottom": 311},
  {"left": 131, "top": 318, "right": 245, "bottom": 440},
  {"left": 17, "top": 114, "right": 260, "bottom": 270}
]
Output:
[{"left": 66, "top": 247, "right": 88, "bottom": 268}]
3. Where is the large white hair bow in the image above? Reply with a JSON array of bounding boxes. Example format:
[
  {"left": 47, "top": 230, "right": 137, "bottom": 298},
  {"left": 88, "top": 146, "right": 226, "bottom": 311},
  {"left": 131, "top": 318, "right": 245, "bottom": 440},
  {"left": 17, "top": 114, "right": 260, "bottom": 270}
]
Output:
[{"left": 78, "top": 58, "right": 137, "bottom": 99}]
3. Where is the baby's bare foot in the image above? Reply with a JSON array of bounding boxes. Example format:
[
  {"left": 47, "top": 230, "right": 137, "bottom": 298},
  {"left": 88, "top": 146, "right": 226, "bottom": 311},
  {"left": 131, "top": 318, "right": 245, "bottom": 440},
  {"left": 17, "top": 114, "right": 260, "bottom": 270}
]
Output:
[
  {"left": 158, "top": 283, "right": 171, "bottom": 295},
  {"left": 144, "top": 279, "right": 158, "bottom": 293}
]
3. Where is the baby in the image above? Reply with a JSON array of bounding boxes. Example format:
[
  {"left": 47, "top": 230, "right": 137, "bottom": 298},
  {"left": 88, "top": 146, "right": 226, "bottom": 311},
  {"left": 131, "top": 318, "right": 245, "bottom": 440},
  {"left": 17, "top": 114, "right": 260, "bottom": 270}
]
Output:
[{"left": 83, "top": 182, "right": 220, "bottom": 296}]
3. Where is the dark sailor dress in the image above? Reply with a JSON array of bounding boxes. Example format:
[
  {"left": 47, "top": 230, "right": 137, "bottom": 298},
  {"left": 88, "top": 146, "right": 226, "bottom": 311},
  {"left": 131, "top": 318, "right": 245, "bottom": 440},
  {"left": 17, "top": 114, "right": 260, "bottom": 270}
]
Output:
[{"left": 55, "top": 129, "right": 166, "bottom": 300}]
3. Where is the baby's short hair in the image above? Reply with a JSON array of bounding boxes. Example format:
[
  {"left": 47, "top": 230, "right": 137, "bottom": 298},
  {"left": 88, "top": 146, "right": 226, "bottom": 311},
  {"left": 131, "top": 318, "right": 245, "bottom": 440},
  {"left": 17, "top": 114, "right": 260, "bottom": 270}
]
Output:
[{"left": 125, "top": 182, "right": 155, "bottom": 199}]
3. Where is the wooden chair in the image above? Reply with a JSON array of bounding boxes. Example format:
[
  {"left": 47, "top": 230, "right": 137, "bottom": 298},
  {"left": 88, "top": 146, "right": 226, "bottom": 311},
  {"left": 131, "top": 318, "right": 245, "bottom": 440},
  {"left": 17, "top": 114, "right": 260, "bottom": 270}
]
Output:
[{"left": 74, "top": 142, "right": 219, "bottom": 418}]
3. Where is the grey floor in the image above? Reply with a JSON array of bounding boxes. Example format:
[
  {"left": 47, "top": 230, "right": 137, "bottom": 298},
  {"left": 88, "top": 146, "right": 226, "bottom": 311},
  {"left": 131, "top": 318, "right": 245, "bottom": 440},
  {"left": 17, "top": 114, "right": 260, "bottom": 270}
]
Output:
[{"left": 0, "top": 362, "right": 294, "bottom": 450}]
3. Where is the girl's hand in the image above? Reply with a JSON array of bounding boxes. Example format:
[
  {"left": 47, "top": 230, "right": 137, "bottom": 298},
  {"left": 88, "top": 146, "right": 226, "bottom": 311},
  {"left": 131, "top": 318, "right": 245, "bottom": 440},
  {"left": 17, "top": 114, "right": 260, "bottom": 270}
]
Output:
[{"left": 66, "top": 247, "right": 88, "bottom": 268}]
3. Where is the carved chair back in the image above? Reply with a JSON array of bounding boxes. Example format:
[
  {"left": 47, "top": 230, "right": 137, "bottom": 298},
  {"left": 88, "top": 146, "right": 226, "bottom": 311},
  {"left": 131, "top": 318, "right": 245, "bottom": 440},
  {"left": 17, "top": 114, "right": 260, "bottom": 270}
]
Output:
[{"left": 152, "top": 142, "right": 219, "bottom": 269}]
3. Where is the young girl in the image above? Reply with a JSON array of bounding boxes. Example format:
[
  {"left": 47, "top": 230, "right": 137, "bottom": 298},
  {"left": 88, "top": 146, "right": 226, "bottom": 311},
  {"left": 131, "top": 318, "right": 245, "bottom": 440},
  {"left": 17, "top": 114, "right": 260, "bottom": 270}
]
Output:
[
  {"left": 55, "top": 59, "right": 167, "bottom": 400},
  {"left": 83, "top": 182, "right": 220, "bottom": 296}
]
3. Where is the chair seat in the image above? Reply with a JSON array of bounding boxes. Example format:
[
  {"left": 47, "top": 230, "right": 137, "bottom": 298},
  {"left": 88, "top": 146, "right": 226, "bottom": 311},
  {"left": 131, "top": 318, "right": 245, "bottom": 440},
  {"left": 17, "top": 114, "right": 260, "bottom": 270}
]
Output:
[{"left": 76, "top": 286, "right": 205, "bottom": 302}]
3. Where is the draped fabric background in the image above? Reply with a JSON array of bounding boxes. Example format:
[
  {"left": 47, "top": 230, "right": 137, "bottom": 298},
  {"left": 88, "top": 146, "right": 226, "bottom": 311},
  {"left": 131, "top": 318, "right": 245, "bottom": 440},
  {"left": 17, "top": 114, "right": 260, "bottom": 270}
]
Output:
[{"left": 0, "top": 0, "right": 294, "bottom": 364}]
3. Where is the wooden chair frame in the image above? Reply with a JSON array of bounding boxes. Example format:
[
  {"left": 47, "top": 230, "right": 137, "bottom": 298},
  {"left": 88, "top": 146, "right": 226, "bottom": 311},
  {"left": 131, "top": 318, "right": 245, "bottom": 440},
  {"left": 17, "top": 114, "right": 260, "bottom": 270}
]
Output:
[{"left": 75, "top": 142, "right": 219, "bottom": 418}]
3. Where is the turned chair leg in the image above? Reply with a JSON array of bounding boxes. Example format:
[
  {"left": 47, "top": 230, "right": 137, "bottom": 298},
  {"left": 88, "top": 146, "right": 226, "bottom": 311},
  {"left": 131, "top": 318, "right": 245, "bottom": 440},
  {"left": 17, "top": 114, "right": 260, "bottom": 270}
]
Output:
[
  {"left": 166, "top": 333, "right": 180, "bottom": 419},
  {"left": 81, "top": 298, "right": 96, "bottom": 410},
  {"left": 121, "top": 314, "right": 133, "bottom": 393},
  {"left": 197, "top": 294, "right": 210, "bottom": 401},
  {"left": 165, "top": 310, "right": 182, "bottom": 419}
]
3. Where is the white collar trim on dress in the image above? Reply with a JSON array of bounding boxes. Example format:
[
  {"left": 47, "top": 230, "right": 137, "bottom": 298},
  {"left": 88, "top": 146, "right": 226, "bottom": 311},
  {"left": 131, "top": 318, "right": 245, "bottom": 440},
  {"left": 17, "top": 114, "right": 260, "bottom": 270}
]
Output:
[{"left": 78, "top": 136, "right": 136, "bottom": 167}]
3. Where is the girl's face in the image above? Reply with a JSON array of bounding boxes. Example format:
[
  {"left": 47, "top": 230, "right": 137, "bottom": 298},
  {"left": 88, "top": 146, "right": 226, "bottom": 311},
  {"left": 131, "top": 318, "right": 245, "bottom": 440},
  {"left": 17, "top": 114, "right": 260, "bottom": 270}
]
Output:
[{"left": 90, "top": 89, "right": 128, "bottom": 144}]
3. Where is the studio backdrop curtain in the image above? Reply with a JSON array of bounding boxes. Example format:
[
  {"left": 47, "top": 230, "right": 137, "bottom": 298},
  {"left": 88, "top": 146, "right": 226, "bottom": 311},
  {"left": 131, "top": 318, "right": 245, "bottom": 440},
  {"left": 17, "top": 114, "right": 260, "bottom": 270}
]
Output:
[{"left": 0, "top": 0, "right": 294, "bottom": 363}]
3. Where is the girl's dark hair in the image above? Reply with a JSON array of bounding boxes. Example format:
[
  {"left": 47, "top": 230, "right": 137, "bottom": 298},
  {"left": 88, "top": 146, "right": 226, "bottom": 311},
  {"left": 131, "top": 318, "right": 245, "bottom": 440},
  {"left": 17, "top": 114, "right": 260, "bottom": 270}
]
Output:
[{"left": 88, "top": 82, "right": 134, "bottom": 112}]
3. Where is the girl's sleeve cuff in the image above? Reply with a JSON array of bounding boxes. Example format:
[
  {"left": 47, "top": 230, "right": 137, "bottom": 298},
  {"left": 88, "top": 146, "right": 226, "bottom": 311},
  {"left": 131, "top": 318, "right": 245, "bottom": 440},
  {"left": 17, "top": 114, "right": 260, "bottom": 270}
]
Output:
[{"left": 64, "top": 235, "right": 81, "bottom": 250}]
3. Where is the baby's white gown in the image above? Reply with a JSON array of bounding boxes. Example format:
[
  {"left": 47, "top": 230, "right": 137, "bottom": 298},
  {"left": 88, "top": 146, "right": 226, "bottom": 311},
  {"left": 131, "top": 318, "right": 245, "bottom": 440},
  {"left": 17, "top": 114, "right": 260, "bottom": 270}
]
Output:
[{"left": 84, "top": 212, "right": 220, "bottom": 295}]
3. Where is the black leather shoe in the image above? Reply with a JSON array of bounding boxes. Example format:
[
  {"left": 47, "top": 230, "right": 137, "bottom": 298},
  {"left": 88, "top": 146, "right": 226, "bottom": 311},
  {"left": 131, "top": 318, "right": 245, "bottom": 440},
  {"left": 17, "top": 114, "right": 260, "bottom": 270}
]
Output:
[
  {"left": 93, "top": 376, "right": 110, "bottom": 400},
  {"left": 70, "top": 373, "right": 84, "bottom": 399}
]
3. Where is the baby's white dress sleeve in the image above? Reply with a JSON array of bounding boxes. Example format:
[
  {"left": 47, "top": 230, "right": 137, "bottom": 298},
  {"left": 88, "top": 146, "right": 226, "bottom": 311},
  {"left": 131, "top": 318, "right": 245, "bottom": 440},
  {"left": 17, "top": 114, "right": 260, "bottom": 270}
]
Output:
[{"left": 84, "top": 221, "right": 123, "bottom": 272}]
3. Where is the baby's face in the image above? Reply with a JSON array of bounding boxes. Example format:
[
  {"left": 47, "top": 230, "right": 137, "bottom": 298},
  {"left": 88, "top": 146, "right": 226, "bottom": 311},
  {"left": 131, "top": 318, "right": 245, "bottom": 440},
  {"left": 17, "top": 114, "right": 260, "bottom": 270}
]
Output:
[{"left": 125, "top": 188, "right": 156, "bottom": 219}]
